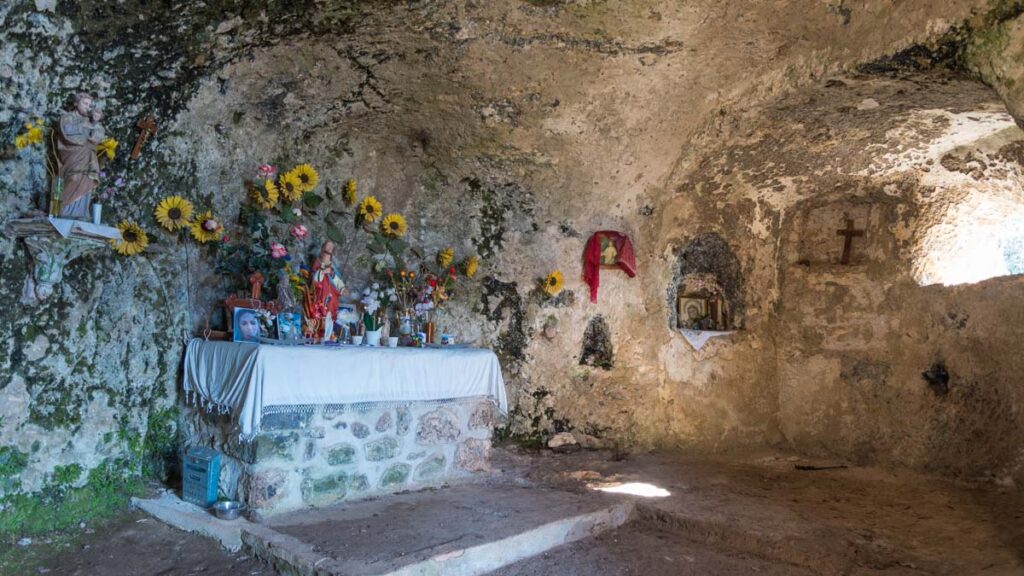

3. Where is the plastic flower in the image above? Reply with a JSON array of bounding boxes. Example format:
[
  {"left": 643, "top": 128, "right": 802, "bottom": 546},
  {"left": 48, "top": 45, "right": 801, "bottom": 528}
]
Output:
[
  {"left": 344, "top": 179, "right": 357, "bottom": 206},
  {"left": 290, "top": 164, "right": 319, "bottom": 192},
  {"left": 270, "top": 242, "right": 288, "bottom": 259},
  {"left": 464, "top": 255, "right": 479, "bottom": 278},
  {"left": 437, "top": 247, "right": 454, "bottom": 268},
  {"left": 111, "top": 220, "right": 148, "bottom": 256},
  {"left": 359, "top": 196, "right": 382, "bottom": 222},
  {"left": 14, "top": 120, "right": 44, "bottom": 150},
  {"left": 381, "top": 213, "right": 407, "bottom": 237},
  {"left": 257, "top": 164, "right": 276, "bottom": 179},
  {"left": 278, "top": 172, "right": 303, "bottom": 202},
  {"left": 154, "top": 195, "right": 194, "bottom": 231},
  {"left": 290, "top": 224, "right": 309, "bottom": 240},
  {"left": 26, "top": 127, "right": 43, "bottom": 145},
  {"left": 543, "top": 270, "right": 564, "bottom": 296},
  {"left": 251, "top": 180, "right": 278, "bottom": 209},
  {"left": 190, "top": 211, "right": 223, "bottom": 243},
  {"left": 96, "top": 138, "right": 117, "bottom": 161}
]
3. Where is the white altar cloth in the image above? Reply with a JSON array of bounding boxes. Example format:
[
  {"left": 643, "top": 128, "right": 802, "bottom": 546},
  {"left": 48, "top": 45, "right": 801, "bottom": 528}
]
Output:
[{"left": 183, "top": 339, "right": 508, "bottom": 439}]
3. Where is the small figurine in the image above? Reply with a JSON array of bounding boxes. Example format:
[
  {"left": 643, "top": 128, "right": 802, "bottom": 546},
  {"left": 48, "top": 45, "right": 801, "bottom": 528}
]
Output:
[
  {"left": 304, "top": 240, "right": 346, "bottom": 338},
  {"left": 56, "top": 93, "right": 107, "bottom": 219}
]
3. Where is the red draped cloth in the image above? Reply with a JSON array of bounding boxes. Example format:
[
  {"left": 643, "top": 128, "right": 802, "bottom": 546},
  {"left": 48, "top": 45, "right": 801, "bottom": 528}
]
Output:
[{"left": 583, "top": 231, "right": 636, "bottom": 303}]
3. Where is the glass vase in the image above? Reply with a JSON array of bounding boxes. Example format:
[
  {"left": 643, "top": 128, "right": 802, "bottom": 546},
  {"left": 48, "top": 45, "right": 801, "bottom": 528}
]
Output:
[{"left": 48, "top": 177, "right": 63, "bottom": 217}]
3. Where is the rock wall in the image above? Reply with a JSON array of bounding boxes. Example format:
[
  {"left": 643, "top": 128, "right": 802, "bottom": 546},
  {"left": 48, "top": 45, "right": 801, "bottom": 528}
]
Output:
[
  {"left": 3, "top": 0, "right": 1024, "bottom": 535},
  {"left": 682, "top": 72, "right": 1024, "bottom": 483}
]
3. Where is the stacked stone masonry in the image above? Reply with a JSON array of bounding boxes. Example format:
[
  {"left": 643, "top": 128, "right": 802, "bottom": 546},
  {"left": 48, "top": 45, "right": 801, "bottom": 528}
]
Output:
[{"left": 184, "top": 398, "right": 497, "bottom": 517}]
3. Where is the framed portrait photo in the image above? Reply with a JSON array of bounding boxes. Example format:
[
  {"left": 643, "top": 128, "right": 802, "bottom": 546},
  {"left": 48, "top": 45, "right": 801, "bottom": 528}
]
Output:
[
  {"left": 277, "top": 312, "right": 302, "bottom": 342},
  {"left": 677, "top": 296, "right": 708, "bottom": 328},
  {"left": 233, "top": 307, "right": 262, "bottom": 343}
]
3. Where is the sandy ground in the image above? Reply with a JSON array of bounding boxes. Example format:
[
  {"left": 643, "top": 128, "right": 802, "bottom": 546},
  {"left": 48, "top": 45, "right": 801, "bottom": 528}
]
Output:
[{"left": 5, "top": 447, "right": 1022, "bottom": 575}]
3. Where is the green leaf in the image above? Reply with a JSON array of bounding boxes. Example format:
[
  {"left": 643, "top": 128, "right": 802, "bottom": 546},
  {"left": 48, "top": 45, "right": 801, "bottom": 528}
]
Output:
[
  {"left": 303, "top": 192, "right": 324, "bottom": 209},
  {"left": 386, "top": 237, "right": 409, "bottom": 254},
  {"left": 367, "top": 236, "right": 387, "bottom": 253},
  {"left": 279, "top": 207, "right": 296, "bottom": 224},
  {"left": 325, "top": 224, "right": 345, "bottom": 245}
]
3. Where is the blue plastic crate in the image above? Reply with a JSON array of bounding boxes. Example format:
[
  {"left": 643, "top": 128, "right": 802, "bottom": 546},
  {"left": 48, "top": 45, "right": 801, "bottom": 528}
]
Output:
[{"left": 182, "top": 446, "right": 221, "bottom": 508}]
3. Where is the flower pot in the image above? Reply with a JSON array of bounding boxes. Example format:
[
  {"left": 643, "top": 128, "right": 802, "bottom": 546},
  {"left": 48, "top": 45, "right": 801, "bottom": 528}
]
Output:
[
  {"left": 366, "top": 329, "right": 382, "bottom": 347},
  {"left": 399, "top": 315, "right": 413, "bottom": 336}
]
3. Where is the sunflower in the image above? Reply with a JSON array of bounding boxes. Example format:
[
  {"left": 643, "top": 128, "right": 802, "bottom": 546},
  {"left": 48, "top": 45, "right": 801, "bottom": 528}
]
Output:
[
  {"left": 154, "top": 195, "right": 194, "bottom": 231},
  {"left": 278, "top": 172, "right": 303, "bottom": 202},
  {"left": 344, "top": 179, "right": 357, "bottom": 206},
  {"left": 437, "top": 247, "right": 454, "bottom": 268},
  {"left": 111, "top": 220, "right": 149, "bottom": 256},
  {"left": 543, "top": 270, "right": 564, "bottom": 296},
  {"left": 381, "top": 213, "right": 407, "bottom": 237},
  {"left": 290, "top": 164, "right": 319, "bottom": 192},
  {"left": 250, "top": 180, "right": 279, "bottom": 209},
  {"left": 464, "top": 255, "right": 479, "bottom": 278},
  {"left": 96, "top": 137, "right": 117, "bottom": 161},
  {"left": 190, "top": 210, "right": 223, "bottom": 243},
  {"left": 359, "top": 196, "right": 383, "bottom": 222}
]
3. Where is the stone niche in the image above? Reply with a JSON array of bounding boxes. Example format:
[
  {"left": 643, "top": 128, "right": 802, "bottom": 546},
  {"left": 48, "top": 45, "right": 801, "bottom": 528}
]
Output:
[
  {"left": 670, "top": 232, "right": 745, "bottom": 331},
  {"left": 183, "top": 398, "right": 497, "bottom": 517}
]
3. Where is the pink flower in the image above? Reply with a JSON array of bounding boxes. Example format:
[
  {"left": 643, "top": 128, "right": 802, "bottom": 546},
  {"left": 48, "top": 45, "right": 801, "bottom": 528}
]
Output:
[
  {"left": 257, "top": 164, "right": 276, "bottom": 179},
  {"left": 270, "top": 242, "right": 287, "bottom": 259},
  {"left": 290, "top": 224, "right": 308, "bottom": 240}
]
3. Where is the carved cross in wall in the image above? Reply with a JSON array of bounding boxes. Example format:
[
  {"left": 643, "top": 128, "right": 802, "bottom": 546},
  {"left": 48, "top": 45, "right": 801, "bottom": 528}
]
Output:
[
  {"left": 131, "top": 115, "right": 158, "bottom": 160},
  {"left": 836, "top": 218, "right": 864, "bottom": 265}
]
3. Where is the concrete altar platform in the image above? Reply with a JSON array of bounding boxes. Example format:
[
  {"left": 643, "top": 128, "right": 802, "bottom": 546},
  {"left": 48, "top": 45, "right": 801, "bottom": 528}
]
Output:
[{"left": 184, "top": 397, "right": 499, "bottom": 517}]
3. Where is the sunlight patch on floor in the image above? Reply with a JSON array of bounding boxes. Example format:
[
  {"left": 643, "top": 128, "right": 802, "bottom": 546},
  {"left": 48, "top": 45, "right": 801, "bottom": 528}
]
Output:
[{"left": 590, "top": 482, "right": 671, "bottom": 498}]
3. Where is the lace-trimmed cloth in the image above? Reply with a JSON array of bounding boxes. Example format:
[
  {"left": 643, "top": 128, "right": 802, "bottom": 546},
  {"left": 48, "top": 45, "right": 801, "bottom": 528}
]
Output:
[{"left": 183, "top": 339, "right": 508, "bottom": 440}]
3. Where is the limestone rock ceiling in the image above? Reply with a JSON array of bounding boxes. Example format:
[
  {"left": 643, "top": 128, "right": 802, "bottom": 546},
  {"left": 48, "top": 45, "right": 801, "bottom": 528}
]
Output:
[{"left": 4, "top": 0, "right": 1024, "bottom": 526}]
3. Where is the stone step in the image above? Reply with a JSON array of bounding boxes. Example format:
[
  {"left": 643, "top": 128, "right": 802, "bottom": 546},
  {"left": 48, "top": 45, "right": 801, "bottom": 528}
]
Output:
[
  {"left": 134, "top": 484, "right": 634, "bottom": 576},
  {"left": 244, "top": 500, "right": 634, "bottom": 576}
]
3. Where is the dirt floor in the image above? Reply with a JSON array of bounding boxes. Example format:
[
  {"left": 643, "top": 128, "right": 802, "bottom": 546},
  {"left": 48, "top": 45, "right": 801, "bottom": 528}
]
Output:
[
  {"left": 492, "top": 517, "right": 819, "bottom": 576},
  {"left": 1, "top": 509, "right": 274, "bottom": 576},
  {"left": 490, "top": 448, "right": 1024, "bottom": 576},
  {"left": 4, "top": 447, "right": 1022, "bottom": 575}
]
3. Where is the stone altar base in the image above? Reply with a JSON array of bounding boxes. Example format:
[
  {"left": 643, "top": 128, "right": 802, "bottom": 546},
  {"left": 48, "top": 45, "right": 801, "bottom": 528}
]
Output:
[{"left": 183, "top": 397, "right": 498, "bottom": 517}]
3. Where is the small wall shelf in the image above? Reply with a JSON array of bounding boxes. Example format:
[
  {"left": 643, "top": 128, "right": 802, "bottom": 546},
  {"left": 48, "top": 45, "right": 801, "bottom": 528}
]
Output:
[
  {"left": 5, "top": 216, "right": 121, "bottom": 305},
  {"left": 677, "top": 328, "right": 737, "bottom": 351}
]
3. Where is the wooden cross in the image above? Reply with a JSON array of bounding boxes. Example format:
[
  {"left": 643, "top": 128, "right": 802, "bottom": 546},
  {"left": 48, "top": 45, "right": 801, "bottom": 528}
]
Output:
[
  {"left": 836, "top": 218, "right": 864, "bottom": 265},
  {"left": 248, "top": 271, "right": 264, "bottom": 300},
  {"left": 131, "top": 115, "right": 157, "bottom": 160}
]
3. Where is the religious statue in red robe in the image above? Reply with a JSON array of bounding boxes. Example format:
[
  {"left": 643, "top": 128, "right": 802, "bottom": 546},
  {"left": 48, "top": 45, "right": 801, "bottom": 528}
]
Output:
[{"left": 304, "top": 240, "right": 346, "bottom": 337}]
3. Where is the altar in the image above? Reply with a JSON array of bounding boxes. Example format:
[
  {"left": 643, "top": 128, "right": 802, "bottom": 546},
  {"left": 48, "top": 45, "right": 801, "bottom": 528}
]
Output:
[{"left": 182, "top": 339, "right": 508, "bottom": 517}]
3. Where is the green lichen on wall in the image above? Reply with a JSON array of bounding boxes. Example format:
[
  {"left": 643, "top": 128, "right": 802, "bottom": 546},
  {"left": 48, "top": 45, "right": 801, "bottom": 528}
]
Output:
[
  {"left": 0, "top": 459, "right": 143, "bottom": 536},
  {"left": 0, "top": 447, "right": 29, "bottom": 491}
]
